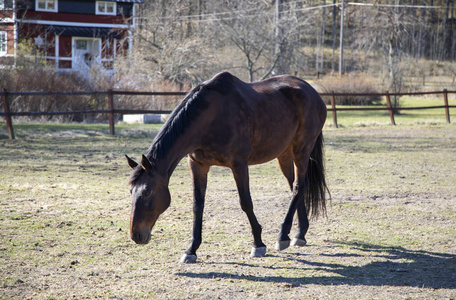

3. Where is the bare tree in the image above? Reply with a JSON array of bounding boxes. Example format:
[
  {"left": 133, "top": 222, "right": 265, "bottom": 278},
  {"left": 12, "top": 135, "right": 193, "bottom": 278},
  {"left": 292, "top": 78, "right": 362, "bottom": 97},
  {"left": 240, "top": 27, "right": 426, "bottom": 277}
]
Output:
[
  {"left": 351, "top": 2, "right": 417, "bottom": 106},
  {"left": 316, "top": 0, "right": 327, "bottom": 75},
  {"left": 122, "top": 0, "right": 456, "bottom": 88},
  {"left": 218, "top": 1, "right": 281, "bottom": 81},
  {"left": 120, "top": 0, "right": 214, "bottom": 85}
]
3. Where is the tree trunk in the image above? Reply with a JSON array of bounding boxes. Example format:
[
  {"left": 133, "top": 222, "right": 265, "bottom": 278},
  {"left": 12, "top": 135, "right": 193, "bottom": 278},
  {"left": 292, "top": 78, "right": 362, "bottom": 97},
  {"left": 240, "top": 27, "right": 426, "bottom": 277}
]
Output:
[
  {"left": 320, "top": 0, "right": 326, "bottom": 72},
  {"left": 331, "top": 0, "right": 337, "bottom": 73},
  {"left": 275, "top": 0, "right": 286, "bottom": 75}
]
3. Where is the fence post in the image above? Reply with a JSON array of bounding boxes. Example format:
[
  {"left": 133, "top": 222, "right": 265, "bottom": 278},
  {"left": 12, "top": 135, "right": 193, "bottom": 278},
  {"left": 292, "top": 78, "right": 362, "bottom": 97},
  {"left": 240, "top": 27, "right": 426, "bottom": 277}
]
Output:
[
  {"left": 2, "top": 88, "right": 15, "bottom": 139},
  {"left": 107, "top": 89, "right": 115, "bottom": 136},
  {"left": 443, "top": 89, "right": 451, "bottom": 123},
  {"left": 385, "top": 91, "right": 396, "bottom": 126},
  {"left": 330, "top": 91, "right": 338, "bottom": 128}
]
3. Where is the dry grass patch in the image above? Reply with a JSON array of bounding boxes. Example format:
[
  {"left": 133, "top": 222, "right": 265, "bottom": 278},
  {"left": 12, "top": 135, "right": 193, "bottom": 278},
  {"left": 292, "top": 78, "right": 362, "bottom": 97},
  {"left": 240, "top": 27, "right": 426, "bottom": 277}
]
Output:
[{"left": 0, "top": 123, "right": 455, "bottom": 299}]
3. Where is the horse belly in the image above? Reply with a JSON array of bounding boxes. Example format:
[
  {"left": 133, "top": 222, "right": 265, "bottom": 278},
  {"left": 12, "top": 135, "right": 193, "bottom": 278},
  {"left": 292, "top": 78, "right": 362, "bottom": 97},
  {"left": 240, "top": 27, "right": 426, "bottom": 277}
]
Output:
[{"left": 247, "top": 116, "right": 297, "bottom": 165}]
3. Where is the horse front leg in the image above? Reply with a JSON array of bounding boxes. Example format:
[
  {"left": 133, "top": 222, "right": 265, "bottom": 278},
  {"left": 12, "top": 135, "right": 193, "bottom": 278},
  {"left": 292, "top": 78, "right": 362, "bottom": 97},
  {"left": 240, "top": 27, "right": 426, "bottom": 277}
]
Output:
[
  {"left": 180, "top": 158, "right": 209, "bottom": 263},
  {"left": 231, "top": 162, "right": 267, "bottom": 257}
]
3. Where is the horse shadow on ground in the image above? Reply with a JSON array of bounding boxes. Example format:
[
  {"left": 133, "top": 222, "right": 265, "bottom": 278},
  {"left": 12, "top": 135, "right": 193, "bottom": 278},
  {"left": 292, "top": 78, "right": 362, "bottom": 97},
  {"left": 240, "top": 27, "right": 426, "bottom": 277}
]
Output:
[{"left": 176, "top": 241, "right": 456, "bottom": 289}]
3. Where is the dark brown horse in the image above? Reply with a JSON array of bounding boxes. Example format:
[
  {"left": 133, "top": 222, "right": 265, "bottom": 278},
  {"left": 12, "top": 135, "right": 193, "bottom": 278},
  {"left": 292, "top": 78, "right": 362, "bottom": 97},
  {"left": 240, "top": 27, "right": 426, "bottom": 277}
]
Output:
[{"left": 126, "top": 71, "right": 329, "bottom": 263}]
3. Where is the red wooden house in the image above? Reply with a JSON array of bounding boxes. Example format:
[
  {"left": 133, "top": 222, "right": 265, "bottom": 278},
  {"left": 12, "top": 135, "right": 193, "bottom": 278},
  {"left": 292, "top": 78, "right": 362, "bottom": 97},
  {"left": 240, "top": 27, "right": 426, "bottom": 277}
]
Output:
[{"left": 0, "top": 0, "right": 142, "bottom": 75}]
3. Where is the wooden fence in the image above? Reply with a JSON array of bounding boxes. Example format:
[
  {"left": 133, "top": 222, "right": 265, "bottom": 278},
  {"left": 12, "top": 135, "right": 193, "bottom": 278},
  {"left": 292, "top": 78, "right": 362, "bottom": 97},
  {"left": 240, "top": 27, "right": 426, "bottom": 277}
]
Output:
[
  {"left": 324, "top": 90, "right": 455, "bottom": 128},
  {"left": 1, "top": 89, "right": 455, "bottom": 139}
]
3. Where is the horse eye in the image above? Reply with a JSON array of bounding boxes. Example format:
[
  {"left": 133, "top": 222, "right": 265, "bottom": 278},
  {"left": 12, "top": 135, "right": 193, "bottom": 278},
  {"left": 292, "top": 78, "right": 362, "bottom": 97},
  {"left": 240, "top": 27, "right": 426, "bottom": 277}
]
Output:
[{"left": 143, "top": 190, "right": 152, "bottom": 197}]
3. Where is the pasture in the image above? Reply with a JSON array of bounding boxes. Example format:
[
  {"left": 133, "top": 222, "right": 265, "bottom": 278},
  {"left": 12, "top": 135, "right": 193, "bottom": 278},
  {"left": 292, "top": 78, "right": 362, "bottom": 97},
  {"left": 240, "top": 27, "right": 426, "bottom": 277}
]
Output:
[{"left": 1, "top": 122, "right": 455, "bottom": 299}]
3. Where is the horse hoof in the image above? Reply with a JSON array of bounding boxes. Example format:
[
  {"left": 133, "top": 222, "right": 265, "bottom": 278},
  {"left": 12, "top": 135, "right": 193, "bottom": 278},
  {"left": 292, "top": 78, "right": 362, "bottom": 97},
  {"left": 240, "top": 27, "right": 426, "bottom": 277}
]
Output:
[
  {"left": 291, "top": 238, "right": 307, "bottom": 247},
  {"left": 275, "top": 240, "right": 290, "bottom": 251},
  {"left": 250, "top": 246, "right": 267, "bottom": 257},
  {"left": 180, "top": 254, "right": 197, "bottom": 263}
]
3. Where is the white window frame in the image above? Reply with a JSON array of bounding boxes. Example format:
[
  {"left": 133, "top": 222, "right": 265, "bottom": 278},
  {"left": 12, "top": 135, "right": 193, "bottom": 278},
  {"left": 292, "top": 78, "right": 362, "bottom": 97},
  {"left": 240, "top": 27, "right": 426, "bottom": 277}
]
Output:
[
  {"left": 96, "top": 1, "right": 116, "bottom": 16},
  {"left": 0, "top": 31, "right": 7, "bottom": 56},
  {"left": 1, "top": 0, "right": 14, "bottom": 10},
  {"left": 36, "top": 0, "right": 58, "bottom": 13}
]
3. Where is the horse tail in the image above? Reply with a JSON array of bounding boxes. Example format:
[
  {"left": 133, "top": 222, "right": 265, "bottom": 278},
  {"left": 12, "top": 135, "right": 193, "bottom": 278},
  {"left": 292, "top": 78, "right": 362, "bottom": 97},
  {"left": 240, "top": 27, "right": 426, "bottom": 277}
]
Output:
[{"left": 305, "top": 132, "right": 330, "bottom": 219}]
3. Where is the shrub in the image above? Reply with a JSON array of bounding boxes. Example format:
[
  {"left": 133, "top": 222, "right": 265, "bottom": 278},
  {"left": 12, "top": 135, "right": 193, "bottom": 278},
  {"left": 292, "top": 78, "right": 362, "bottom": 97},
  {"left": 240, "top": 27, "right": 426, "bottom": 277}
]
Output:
[
  {"left": 113, "top": 72, "right": 189, "bottom": 113},
  {"left": 0, "top": 64, "right": 191, "bottom": 123},
  {"left": 0, "top": 68, "right": 112, "bottom": 122},
  {"left": 314, "top": 73, "right": 382, "bottom": 105}
]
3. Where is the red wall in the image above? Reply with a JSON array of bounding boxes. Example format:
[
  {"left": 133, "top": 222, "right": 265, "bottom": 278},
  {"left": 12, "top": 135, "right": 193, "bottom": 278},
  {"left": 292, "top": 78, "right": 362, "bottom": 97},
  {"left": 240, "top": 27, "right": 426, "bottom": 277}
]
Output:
[
  {"left": 7, "top": 8, "right": 134, "bottom": 70},
  {"left": 22, "top": 11, "right": 132, "bottom": 26}
]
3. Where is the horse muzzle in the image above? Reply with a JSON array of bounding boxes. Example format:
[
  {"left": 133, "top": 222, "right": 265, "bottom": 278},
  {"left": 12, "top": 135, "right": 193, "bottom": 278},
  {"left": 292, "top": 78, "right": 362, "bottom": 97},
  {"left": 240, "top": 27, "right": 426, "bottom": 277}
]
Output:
[
  {"left": 131, "top": 230, "right": 152, "bottom": 244},
  {"left": 129, "top": 209, "right": 160, "bottom": 245}
]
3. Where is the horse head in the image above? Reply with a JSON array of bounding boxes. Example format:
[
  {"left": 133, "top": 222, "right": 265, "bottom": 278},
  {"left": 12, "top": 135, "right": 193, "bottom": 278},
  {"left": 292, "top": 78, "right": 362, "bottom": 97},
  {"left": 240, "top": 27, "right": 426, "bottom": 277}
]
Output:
[{"left": 126, "top": 154, "right": 171, "bottom": 244}]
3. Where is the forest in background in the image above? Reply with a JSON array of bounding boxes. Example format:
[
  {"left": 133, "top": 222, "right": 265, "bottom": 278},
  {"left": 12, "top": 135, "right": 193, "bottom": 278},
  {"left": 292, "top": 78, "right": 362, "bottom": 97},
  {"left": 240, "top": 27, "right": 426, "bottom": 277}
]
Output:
[{"left": 115, "top": 0, "right": 456, "bottom": 94}]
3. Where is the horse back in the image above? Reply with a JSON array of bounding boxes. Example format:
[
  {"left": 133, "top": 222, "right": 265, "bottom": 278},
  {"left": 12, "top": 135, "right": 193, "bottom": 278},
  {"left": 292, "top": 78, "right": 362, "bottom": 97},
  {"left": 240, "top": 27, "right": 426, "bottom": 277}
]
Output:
[
  {"left": 191, "top": 72, "right": 326, "bottom": 166},
  {"left": 250, "top": 75, "right": 326, "bottom": 123}
]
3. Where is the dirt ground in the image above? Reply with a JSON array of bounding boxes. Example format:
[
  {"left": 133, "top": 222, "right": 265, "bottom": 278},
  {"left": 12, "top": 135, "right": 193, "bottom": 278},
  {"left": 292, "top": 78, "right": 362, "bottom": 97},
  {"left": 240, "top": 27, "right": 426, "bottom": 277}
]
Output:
[{"left": 0, "top": 124, "right": 455, "bottom": 299}]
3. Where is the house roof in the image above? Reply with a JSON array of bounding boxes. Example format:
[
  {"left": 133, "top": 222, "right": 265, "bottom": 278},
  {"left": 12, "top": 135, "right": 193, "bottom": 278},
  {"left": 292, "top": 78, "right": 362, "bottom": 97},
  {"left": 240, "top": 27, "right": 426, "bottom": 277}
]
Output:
[
  {"left": 104, "top": 0, "right": 144, "bottom": 3},
  {"left": 47, "top": 26, "right": 123, "bottom": 39}
]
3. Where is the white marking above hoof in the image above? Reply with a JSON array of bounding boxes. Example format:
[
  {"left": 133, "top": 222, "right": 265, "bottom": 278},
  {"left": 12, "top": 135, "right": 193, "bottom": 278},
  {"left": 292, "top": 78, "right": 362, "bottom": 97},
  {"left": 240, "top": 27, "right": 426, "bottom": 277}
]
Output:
[
  {"left": 291, "top": 238, "right": 307, "bottom": 247},
  {"left": 275, "top": 240, "right": 291, "bottom": 251},
  {"left": 180, "top": 254, "right": 197, "bottom": 263},
  {"left": 250, "top": 246, "right": 267, "bottom": 257}
]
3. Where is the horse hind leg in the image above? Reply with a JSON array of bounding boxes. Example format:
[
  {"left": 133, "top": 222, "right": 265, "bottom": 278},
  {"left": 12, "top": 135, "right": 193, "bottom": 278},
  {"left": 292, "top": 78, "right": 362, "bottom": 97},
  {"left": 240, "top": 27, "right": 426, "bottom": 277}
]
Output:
[
  {"left": 276, "top": 148, "right": 312, "bottom": 251},
  {"left": 275, "top": 195, "right": 298, "bottom": 251},
  {"left": 275, "top": 150, "right": 296, "bottom": 251},
  {"left": 292, "top": 133, "right": 328, "bottom": 247},
  {"left": 291, "top": 184, "right": 308, "bottom": 247},
  {"left": 277, "top": 150, "right": 295, "bottom": 191}
]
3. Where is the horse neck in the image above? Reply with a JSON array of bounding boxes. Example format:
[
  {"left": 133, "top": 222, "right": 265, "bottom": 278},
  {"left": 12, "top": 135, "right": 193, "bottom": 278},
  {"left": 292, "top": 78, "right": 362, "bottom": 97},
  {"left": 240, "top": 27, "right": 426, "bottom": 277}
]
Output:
[
  {"left": 146, "top": 86, "right": 210, "bottom": 179},
  {"left": 147, "top": 127, "right": 197, "bottom": 180}
]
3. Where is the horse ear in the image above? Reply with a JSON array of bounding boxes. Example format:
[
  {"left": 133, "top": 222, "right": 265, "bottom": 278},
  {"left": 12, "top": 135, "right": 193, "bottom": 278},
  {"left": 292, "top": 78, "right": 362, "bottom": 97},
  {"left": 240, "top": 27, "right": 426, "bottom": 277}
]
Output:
[
  {"left": 125, "top": 155, "right": 138, "bottom": 169},
  {"left": 141, "top": 154, "right": 153, "bottom": 173}
]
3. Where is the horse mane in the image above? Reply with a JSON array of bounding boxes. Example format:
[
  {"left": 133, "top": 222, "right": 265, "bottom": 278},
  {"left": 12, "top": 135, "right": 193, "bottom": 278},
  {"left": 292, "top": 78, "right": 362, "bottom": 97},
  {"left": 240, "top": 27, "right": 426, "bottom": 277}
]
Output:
[
  {"left": 129, "top": 72, "right": 235, "bottom": 186},
  {"left": 149, "top": 72, "right": 237, "bottom": 161},
  {"left": 129, "top": 86, "right": 207, "bottom": 185},
  {"left": 148, "top": 84, "right": 210, "bottom": 160}
]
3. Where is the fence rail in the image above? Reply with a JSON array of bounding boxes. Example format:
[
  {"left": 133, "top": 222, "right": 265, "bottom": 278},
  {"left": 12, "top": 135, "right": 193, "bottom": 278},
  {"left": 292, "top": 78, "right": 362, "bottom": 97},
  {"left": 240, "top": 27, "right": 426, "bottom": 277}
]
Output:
[{"left": 1, "top": 89, "right": 455, "bottom": 139}]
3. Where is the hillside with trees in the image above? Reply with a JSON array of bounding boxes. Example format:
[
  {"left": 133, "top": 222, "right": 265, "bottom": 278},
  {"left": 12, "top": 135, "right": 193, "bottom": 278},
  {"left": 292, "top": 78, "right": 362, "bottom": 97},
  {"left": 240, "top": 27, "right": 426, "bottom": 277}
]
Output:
[{"left": 116, "top": 0, "right": 456, "bottom": 95}]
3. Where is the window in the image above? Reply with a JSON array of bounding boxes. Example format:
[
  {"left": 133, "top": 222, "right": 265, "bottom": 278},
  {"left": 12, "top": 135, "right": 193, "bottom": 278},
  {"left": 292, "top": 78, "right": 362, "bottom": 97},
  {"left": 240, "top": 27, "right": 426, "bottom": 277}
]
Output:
[
  {"left": 0, "top": 31, "right": 7, "bottom": 56},
  {"left": 1, "top": 0, "right": 13, "bottom": 10},
  {"left": 96, "top": 1, "right": 116, "bottom": 15},
  {"left": 76, "top": 40, "right": 87, "bottom": 50},
  {"left": 36, "top": 0, "right": 58, "bottom": 12}
]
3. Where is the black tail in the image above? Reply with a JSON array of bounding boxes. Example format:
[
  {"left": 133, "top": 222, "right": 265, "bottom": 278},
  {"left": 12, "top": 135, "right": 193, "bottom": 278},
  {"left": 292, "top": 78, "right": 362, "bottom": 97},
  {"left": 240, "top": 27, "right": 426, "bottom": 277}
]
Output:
[{"left": 305, "top": 132, "right": 330, "bottom": 219}]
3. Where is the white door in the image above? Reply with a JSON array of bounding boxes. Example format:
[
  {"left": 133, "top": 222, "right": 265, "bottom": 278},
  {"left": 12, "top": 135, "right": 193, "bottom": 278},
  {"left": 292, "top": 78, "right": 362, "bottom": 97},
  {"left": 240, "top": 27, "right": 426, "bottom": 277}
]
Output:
[{"left": 72, "top": 38, "right": 101, "bottom": 73}]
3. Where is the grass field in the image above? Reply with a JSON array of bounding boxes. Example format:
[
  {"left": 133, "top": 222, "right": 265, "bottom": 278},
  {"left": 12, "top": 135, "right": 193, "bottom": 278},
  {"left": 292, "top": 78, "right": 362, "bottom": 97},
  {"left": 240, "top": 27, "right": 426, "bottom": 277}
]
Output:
[
  {"left": 0, "top": 121, "right": 455, "bottom": 299},
  {"left": 327, "top": 96, "right": 456, "bottom": 127}
]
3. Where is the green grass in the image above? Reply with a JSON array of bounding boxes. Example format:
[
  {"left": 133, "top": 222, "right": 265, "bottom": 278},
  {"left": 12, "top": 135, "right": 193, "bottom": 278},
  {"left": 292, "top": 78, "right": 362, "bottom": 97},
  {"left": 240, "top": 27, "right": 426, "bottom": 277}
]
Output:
[
  {"left": 0, "top": 121, "right": 164, "bottom": 139},
  {"left": 0, "top": 122, "right": 455, "bottom": 299},
  {"left": 326, "top": 96, "right": 456, "bottom": 127}
]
